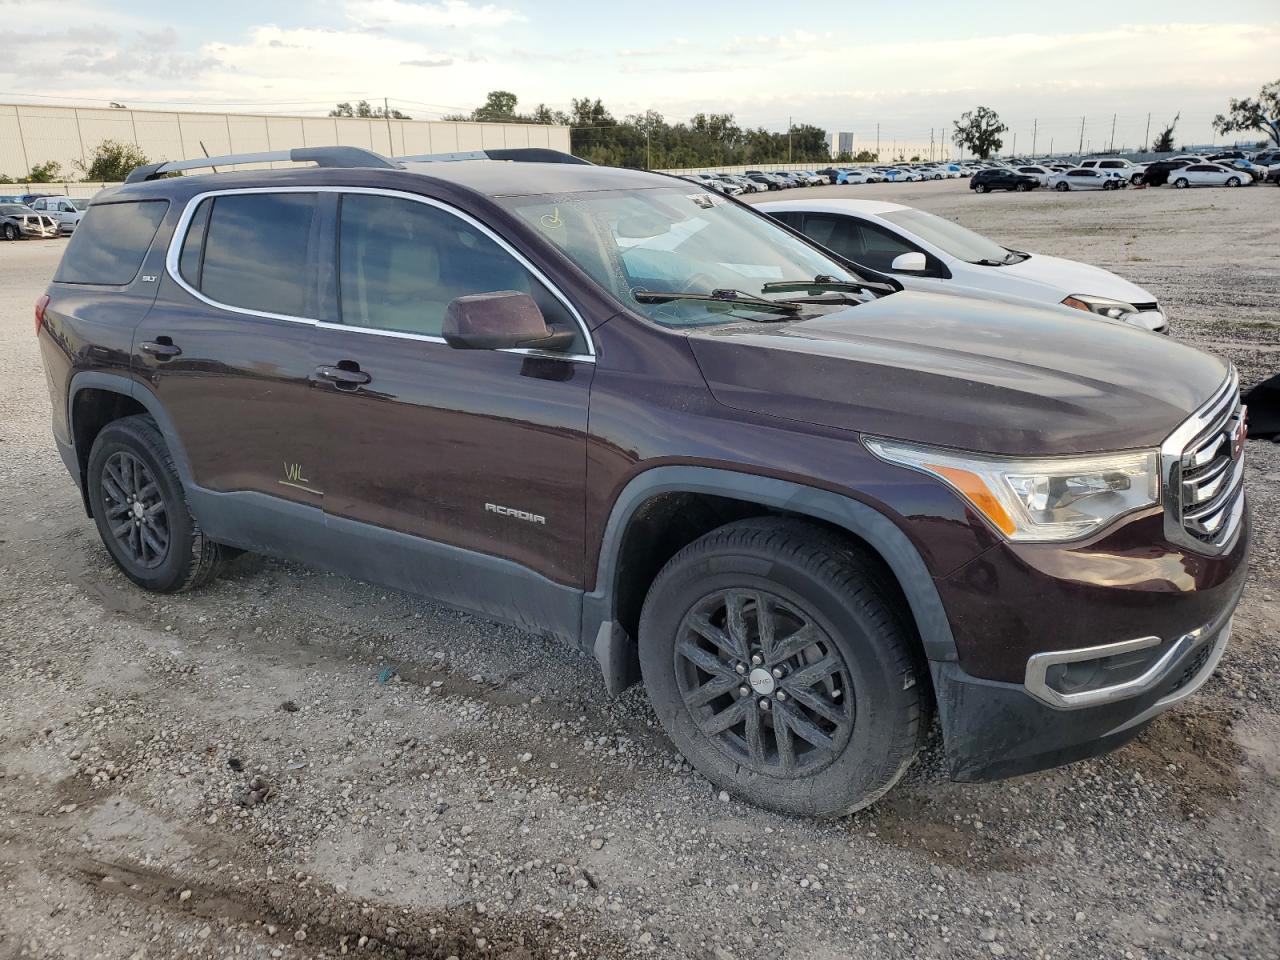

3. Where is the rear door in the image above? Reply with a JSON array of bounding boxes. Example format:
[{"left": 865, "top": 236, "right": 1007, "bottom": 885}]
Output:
[
  {"left": 133, "top": 189, "right": 324, "bottom": 525},
  {"left": 306, "top": 189, "right": 594, "bottom": 634}
]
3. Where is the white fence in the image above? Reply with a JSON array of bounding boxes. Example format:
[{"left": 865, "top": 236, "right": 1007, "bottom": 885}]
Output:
[
  {"left": 0, "top": 103, "right": 570, "bottom": 181},
  {"left": 0, "top": 181, "right": 116, "bottom": 199}
]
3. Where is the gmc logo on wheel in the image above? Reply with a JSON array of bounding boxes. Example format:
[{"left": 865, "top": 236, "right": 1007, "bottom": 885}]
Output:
[{"left": 485, "top": 502, "right": 546, "bottom": 525}]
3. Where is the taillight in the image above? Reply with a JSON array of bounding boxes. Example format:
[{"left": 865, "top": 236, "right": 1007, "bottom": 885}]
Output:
[{"left": 35, "top": 294, "right": 49, "bottom": 336}]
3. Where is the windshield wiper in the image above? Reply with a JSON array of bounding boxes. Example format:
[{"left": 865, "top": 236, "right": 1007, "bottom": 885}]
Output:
[
  {"left": 632, "top": 288, "right": 801, "bottom": 316},
  {"left": 761, "top": 276, "right": 870, "bottom": 295}
]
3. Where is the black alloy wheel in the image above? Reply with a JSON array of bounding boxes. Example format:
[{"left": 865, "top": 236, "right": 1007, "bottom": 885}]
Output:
[
  {"left": 99, "top": 450, "right": 170, "bottom": 569},
  {"left": 673, "top": 588, "right": 854, "bottom": 776}
]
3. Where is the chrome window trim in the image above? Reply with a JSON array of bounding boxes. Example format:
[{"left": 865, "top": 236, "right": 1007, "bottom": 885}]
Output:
[{"left": 163, "top": 185, "right": 597, "bottom": 363}]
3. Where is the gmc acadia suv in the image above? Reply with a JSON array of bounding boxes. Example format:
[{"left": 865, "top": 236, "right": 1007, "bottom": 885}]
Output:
[{"left": 37, "top": 147, "right": 1249, "bottom": 816}]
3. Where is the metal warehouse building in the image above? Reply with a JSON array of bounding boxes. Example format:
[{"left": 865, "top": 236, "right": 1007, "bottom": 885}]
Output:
[{"left": 0, "top": 102, "right": 571, "bottom": 181}]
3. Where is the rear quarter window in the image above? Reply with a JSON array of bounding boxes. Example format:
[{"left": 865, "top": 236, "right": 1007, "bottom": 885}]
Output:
[{"left": 54, "top": 200, "right": 169, "bottom": 285}]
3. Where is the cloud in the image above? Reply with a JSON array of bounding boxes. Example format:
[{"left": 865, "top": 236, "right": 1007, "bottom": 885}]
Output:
[
  {"left": 401, "top": 56, "right": 454, "bottom": 67},
  {"left": 346, "top": 0, "right": 525, "bottom": 29}
]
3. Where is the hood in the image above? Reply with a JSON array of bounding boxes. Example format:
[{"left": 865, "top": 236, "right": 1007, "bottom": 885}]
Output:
[
  {"left": 989, "top": 253, "right": 1156, "bottom": 306},
  {"left": 688, "top": 290, "right": 1227, "bottom": 456}
]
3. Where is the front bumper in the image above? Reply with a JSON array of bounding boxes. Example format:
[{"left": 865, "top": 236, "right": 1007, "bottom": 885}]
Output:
[
  {"left": 935, "top": 606, "right": 1236, "bottom": 782},
  {"left": 19, "top": 224, "right": 58, "bottom": 238}
]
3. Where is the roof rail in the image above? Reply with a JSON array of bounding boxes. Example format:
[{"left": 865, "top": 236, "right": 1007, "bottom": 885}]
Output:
[
  {"left": 397, "top": 148, "right": 592, "bottom": 166},
  {"left": 124, "top": 146, "right": 400, "bottom": 184}
]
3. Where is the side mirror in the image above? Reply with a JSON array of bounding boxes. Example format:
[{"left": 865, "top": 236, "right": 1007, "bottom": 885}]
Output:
[
  {"left": 890, "top": 252, "right": 927, "bottom": 272},
  {"left": 443, "top": 290, "right": 575, "bottom": 352}
]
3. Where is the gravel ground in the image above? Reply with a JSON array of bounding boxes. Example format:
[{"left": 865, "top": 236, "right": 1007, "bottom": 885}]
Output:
[{"left": 1, "top": 179, "right": 1277, "bottom": 960}]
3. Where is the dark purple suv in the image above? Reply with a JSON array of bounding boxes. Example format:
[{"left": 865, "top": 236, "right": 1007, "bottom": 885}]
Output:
[{"left": 36, "top": 147, "right": 1249, "bottom": 816}]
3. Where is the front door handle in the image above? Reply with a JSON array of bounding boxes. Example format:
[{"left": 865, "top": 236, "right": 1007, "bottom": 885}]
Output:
[
  {"left": 139, "top": 339, "right": 182, "bottom": 360},
  {"left": 315, "top": 364, "right": 371, "bottom": 387}
]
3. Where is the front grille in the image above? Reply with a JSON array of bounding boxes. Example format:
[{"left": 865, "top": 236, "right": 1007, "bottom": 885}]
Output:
[
  {"left": 1168, "top": 374, "right": 1245, "bottom": 549},
  {"left": 1167, "top": 642, "right": 1212, "bottom": 695}
]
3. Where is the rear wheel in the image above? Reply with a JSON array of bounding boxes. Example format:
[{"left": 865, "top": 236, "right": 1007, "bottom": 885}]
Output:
[
  {"left": 87, "top": 415, "right": 227, "bottom": 593},
  {"left": 975, "top": 183, "right": 989, "bottom": 193},
  {"left": 1055, "top": 181, "right": 1070, "bottom": 192},
  {"left": 638, "top": 518, "right": 925, "bottom": 817},
  {"left": 2, "top": 224, "right": 16, "bottom": 241}
]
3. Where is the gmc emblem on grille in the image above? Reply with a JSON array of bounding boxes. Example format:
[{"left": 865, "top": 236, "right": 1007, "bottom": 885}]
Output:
[{"left": 1230, "top": 408, "right": 1247, "bottom": 460}]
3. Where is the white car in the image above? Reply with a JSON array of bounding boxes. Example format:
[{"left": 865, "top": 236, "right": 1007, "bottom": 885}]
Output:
[
  {"left": 29, "top": 196, "right": 87, "bottom": 233},
  {"left": 840, "top": 169, "right": 881, "bottom": 185},
  {"left": 756, "top": 197, "right": 1169, "bottom": 333},
  {"left": 1170, "top": 163, "right": 1248, "bottom": 188},
  {"left": 1014, "top": 164, "right": 1053, "bottom": 185},
  {"left": 1078, "top": 158, "right": 1144, "bottom": 184},
  {"left": 1047, "top": 168, "right": 1121, "bottom": 191}
]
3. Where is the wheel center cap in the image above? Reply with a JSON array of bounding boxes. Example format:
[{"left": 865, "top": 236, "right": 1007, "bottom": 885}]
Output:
[
  {"left": 748, "top": 667, "right": 776, "bottom": 696},
  {"left": 132, "top": 501, "right": 145, "bottom": 519}
]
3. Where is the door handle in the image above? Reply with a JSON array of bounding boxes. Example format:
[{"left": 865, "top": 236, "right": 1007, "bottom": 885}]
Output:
[
  {"left": 315, "top": 364, "right": 371, "bottom": 387},
  {"left": 139, "top": 339, "right": 182, "bottom": 360}
]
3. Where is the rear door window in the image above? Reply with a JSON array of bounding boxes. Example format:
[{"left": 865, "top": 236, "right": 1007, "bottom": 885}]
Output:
[
  {"left": 195, "top": 193, "right": 318, "bottom": 317},
  {"left": 54, "top": 200, "right": 169, "bottom": 285}
]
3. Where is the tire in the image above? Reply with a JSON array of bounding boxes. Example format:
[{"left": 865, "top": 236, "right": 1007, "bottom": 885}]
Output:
[
  {"left": 1174, "top": 177, "right": 1189, "bottom": 189},
  {"left": 976, "top": 183, "right": 989, "bottom": 193},
  {"left": 638, "top": 518, "right": 926, "bottom": 818},
  {"left": 1016, "top": 182, "right": 1030, "bottom": 192},
  {"left": 1055, "top": 181, "right": 1069, "bottom": 191},
  {"left": 1102, "top": 181, "right": 1113, "bottom": 191},
  {"left": 1131, "top": 174, "right": 1144, "bottom": 186},
  {"left": 1226, "top": 177, "right": 1241, "bottom": 187},
  {"left": 2, "top": 223, "right": 16, "bottom": 241},
  {"left": 86, "top": 415, "right": 226, "bottom": 593}
]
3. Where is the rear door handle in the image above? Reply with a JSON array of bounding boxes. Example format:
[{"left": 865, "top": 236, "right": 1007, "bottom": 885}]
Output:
[
  {"left": 315, "top": 364, "right": 371, "bottom": 387},
  {"left": 139, "top": 339, "right": 182, "bottom": 360}
]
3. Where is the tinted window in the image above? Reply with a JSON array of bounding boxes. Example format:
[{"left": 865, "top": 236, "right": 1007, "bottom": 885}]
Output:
[
  {"left": 200, "top": 193, "right": 317, "bottom": 317},
  {"left": 54, "top": 200, "right": 168, "bottom": 285},
  {"left": 338, "top": 193, "right": 578, "bottom": 345},
  {"left": 178, "top": 198, "right": 211, "bottom": 286}
]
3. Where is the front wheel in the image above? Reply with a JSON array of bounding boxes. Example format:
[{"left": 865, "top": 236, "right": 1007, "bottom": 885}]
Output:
[
  {"left": 2, "top": 224, "right": 16, "bottom": 241},
  {"left": 1226, "top": 177, "right": 1241, "bottom": 187},
  {"left": 1174, "top": 177, "right": 1190, "bottom": 189},
  {"left": 638, "top": 519, "right": 926, "bottom": 817},
  {"left": 1055, "top": 181, "right": 1069, "bottom": 191},
  {"left": 87, "top": 415, "right": 228, "bottom": 593},
  {"left": 1016, "top": 182, "right": 1031, "bottom": 192}
]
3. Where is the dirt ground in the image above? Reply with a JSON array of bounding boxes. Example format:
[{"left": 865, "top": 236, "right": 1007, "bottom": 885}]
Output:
[{"left": 1, "top": 178, "right": 1277, "bottom": 960}]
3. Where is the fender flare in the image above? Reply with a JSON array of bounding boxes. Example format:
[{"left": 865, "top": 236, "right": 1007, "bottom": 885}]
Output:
[
  {"left": 67, "top": 371, "right": 197, "bottom": 490},
  {"left": 582, "top": 466, "right": 958, "bottom": 692}
]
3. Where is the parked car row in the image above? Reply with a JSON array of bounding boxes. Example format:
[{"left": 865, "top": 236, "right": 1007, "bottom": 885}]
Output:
[
  {"left": 970, "top": 150, "right": 1278, "bottom": 194},
  {"left": 0, "top": 193, "right": 87, "bottom": 238},
  {"left": 681, "top": 161, "right": 971, "bottom": 194}
]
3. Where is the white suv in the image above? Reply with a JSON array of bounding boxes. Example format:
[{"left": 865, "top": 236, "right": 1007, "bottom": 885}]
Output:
[
  {"left": 1079, "top": 158, "right": 1145, "bottom": 184},
  {"left": 29, "top": 196, "right": 87, "bottom": 234}
]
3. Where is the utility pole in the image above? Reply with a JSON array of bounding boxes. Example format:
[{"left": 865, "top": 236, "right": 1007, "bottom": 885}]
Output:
[
  {"left": 788, "top": 116, "right": 792, "bottom": 164},
  {"left": 645, "top": 128, "right": 651, "bottom": 170},
  {"left": 1143, "top": 112, "right": 1151, "bottom": 152},
  {"left": 1049, "top": 136, "right": 1054, "bottom": 156},
  {"left": 876, "top": 122, "right": 880, "bottom": 160},
  {"left": 1031, "top": 118, "right": 1038, "bottom": 157},
  {"left": 1011, "top": 132, "right": 1016, "bottom": 157},
  {"left": 384, "top": 97, "right": 394, "bottom": 155},
  {"left": 1078, "top": 116, "right": 1085, "bottom": 156},
  {"left": 1109, "top": 113, "right": 1116, "bottom": 153}
]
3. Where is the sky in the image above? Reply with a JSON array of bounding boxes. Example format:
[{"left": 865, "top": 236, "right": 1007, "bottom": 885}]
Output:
[{"left": 2, "top": 0, "right": 1277, "bottom": 156}]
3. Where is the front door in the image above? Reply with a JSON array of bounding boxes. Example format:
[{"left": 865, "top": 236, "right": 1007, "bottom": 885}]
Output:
[
  {"left": 133, "top": 190, "right": 325, "bottom": 544},
  {"left": 307, "top": 190, "right": 594, "bottom": 638}
]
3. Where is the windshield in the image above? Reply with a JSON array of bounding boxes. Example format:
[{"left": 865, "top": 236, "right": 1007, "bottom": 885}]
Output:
[
  {"left": 69, "top": 199, "right": 88, "bottom": 210},
  {"left": 878, "top": 208, "right": 1018, "bottom": 265},
  {"left": 499, "top": 186, "right": 867, "bottom": 327},
  {"left": 0, "top": 204, "right": 32, "bottom": 216}
]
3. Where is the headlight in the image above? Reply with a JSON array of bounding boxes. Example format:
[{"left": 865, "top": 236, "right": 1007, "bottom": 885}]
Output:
[
  {"left": 1061, "top": 294, "right": 1138, "bottom": 320},
  {"left": 865, "top": 438, "right": 1160, "bottom": 542}
]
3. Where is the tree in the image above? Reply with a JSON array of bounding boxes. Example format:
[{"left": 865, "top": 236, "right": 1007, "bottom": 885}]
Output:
[
  {"left": 75, "top": 140, "right": 150, "bottom": 182},
  {"left": 853, "top": 149, "right": 878, "bottom": 163},
  {"left": 27, "top": 160, "right": 63, "bottom": 183},
  {"left": 1213, "top": 79, "right": 1280, "bottom": 148},
  {"left": 0, "top": 173, "right": 14, "bottom": 184},
  {"left": 329, "top": 100, "right": 411, "bottom": 120},
  {"left": 1151, "top": 113, "right": 1179, "bottom": 153},
  {"left": 472, "top": 91, "right": 519, "bottom": 121},
  {"left": 952, "top": 106, "right": 1007, "bottom": 159}
]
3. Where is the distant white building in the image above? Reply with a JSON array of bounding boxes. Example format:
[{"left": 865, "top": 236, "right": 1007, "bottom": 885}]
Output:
[{"left": 831, "top": 131, "right": 855, "bottom": 157}]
